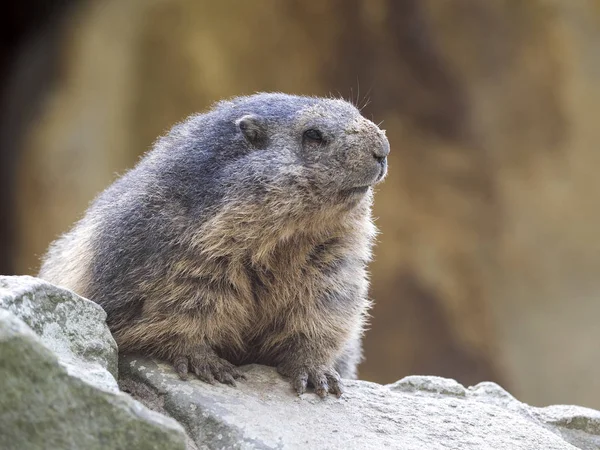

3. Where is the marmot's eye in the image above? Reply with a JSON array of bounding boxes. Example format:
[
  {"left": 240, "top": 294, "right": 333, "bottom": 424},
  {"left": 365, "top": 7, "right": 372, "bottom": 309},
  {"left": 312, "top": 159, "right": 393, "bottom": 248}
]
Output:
[{"left": 303, "top": 129, "right": 324, "bottom": 143}]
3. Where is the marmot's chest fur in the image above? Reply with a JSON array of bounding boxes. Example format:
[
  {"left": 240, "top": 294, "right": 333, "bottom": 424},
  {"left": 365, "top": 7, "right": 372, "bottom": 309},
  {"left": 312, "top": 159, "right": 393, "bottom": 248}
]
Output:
[
  {"left": 227, "top": 229, "right": 368, "bottom": 365},
  {"left": 39, "top": 92, "right": 389, "bottom": 397}
]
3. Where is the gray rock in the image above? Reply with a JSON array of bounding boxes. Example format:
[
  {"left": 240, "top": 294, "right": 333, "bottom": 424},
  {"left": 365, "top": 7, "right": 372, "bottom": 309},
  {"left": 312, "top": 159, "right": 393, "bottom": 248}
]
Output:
[
  {"left": 465, "top": 379, "right": 600, "bottom": 449},
  {"left": 388, "top": 374, "right": 466, "bottom": 397},
  {"left": 7, "top": 275, "right": 597, "bottom": 449},
  {"left": 0, "top": 276, "right": 187, "bottom": 450},
  {"left": 529, "top": 404, "right": 600, "bottom": 450},
  {"left": 120, "top": 356, "right": 600, "bottom": 450},
  {"left": 0, "top": 275, "right": 118, "bottom": 392}
]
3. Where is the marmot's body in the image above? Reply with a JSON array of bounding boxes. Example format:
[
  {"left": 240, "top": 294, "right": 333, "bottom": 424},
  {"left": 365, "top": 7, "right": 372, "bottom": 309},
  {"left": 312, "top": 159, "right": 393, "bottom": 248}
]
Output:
[{"left": 39, "top": 93, "right": 389, "bottom": 396}]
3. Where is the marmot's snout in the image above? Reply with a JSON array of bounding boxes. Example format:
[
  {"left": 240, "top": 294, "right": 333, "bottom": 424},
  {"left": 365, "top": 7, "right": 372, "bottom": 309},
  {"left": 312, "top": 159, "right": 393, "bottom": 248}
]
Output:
[
  {"left": 344, "top": 120, "right": 389, "bottom": 189},
  {"left": 372, "top": 133, "right": 390, "bottom": 183}
]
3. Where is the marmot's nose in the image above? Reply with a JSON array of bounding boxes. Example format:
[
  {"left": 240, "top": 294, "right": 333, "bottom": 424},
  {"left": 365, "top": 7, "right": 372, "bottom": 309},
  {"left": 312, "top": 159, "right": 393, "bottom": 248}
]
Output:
[{"left": 372, "top": 138, "right": 390, "bottom": 163}]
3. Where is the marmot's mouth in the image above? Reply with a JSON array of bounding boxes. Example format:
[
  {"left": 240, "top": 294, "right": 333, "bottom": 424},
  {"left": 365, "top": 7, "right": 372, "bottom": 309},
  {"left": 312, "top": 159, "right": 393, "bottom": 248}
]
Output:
[{"left": 376, "top": 160, "right": 387, "bottom": 182}]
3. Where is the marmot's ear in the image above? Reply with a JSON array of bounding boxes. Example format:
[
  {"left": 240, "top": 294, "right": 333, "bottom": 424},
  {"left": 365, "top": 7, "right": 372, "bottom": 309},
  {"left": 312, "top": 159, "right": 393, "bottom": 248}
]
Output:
[{"left": 236, "top": 114, "right": 268, "bottom": 149}]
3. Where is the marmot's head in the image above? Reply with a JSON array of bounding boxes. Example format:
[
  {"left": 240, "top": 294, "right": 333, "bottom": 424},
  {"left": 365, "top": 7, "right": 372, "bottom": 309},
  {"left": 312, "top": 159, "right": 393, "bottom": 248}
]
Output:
[{"left": 156, "top": 93, "right": 389, "bottom": 221}]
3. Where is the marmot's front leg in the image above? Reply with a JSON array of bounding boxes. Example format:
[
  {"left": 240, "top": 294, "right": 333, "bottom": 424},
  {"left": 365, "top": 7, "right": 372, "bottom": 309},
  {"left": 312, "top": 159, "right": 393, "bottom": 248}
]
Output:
[
  {"left": 173, "top": 343, "right": 246, "bottom": 386},
  {"left": 276, "top": 336, "right": 344, "bottom": 398}
]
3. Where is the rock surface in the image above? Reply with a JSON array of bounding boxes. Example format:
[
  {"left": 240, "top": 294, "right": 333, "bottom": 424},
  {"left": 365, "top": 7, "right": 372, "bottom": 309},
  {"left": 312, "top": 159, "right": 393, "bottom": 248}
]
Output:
[
  {"left": 120, "top": 356, "right": 600, "bottom": 450},
  {"left": 0, "top": 275, "right": 119, "bottom": 392},
  {"left": 2, "top": 275, "right": 599, "bottom": 449},
  {"left": 0, "top": 276, "right": 187, "bottom": 450}
]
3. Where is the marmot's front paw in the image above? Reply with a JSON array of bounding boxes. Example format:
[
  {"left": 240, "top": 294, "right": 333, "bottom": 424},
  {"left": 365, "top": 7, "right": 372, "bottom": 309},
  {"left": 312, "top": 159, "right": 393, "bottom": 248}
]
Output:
[
  {"left": 173, "top": 349, "right": 245, "bottom": 386},
  {"left": 278, "top": 363, "right": 343, "bottom": 398}
]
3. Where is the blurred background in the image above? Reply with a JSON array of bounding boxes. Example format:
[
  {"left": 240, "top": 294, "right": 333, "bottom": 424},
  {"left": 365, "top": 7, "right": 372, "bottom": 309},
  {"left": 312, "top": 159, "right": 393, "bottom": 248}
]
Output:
[{"left": 2, "top": 0, "right": 600, "bottom": 409}]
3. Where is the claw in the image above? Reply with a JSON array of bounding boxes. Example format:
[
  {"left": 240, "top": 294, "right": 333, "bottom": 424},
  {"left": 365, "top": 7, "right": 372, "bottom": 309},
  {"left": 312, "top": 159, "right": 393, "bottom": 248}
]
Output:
[
  {"left": 234, "top": 371, "right": 247, "bottom": 380},
  {"left": 310, "top": 371, "right": 329, "bottom": 398},
  {"left": 294, "top": 370, "right": 308, "bottom": 395},
  {"left": 195, "top": 367, "right": 216, "bottom": 384},
  {"left": 283, "top": 364, "right": 343, "bottom": 398},
  {"left": 216, "top": 371, "right": 237, "bottom": 386},
  {"left": 327, "top": 374, "right": 343, "bottom": 397},
  {"left": 174, "top": 350, "right": 243, "bottom": 387},
  {"left": 315, "top": 385, "right": 328, "bottom": 398},
  {"left": 174, "top": 356, "right": 189, "bottom": 380}
]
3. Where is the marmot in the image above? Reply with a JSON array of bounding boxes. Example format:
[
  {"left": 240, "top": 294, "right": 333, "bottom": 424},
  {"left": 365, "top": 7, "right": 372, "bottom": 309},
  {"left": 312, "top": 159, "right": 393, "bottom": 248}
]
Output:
[{"left": 39, "top": 93, "right": 389, "bottom": 397}]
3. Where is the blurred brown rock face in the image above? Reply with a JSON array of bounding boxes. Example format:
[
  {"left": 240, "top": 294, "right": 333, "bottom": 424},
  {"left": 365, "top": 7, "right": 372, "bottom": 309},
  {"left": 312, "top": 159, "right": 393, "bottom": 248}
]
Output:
[{"left": 4, "top": 0, "right": 600, "bottom": 408}]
